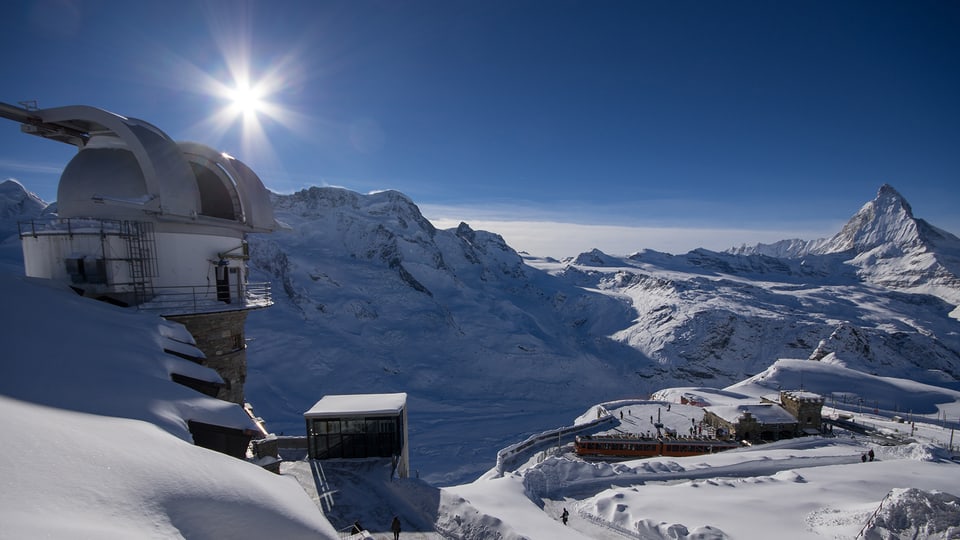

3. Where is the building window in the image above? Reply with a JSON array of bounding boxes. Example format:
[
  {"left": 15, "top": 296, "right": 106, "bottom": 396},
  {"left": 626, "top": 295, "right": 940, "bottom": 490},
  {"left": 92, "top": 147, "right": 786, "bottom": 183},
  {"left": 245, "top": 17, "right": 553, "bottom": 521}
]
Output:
[
  {"left": 66, "top": 257, "right": 107, "bottom": 284},
  {"left": 308, "top": 416, "right": 402, "bottom": 460}
]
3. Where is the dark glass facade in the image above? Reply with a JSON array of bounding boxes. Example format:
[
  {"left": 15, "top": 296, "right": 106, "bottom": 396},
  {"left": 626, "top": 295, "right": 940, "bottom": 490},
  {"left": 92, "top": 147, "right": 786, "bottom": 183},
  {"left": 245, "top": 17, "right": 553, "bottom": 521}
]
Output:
[{"left": 307, "top": 415, "right": 403, "bottom": 460}]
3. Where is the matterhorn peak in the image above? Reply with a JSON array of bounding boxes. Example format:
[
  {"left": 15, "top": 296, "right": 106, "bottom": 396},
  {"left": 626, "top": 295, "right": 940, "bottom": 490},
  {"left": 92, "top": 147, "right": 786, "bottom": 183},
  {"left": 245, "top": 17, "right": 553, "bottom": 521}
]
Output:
[
  {"left": 819, "top": 184, "right": 922, "bottom": 254},
  {"left": 874, "top": 183, "right": 913, "bottom": 219}
]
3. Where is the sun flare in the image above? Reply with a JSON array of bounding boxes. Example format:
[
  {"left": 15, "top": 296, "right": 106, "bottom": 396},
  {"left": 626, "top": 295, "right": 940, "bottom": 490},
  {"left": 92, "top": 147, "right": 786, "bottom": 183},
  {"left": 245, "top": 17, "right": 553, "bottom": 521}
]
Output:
[
  {"left": 168, "top": 12, "right": 306, "bottom": 165},
  {"left": 227, "top": 82, "right": 265, "bottom": 118}
]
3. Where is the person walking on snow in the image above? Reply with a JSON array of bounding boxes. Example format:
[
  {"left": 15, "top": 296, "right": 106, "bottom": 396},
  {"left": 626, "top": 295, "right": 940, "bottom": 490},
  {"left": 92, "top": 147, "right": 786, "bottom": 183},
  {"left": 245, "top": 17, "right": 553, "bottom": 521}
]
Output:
[
  {"left": 391, "top": 516, "right": 401, "bottom": 540},
  {"left": 561, "top": 508, "right": 569, "bottom": 525}
]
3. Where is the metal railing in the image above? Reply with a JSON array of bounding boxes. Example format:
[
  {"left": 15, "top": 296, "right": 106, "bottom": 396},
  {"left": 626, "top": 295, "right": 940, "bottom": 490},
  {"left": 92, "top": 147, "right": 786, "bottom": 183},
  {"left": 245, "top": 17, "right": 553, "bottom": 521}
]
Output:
[
  {"left": 18, "top": 217, "right": 273, "bottom": 314},
  {"left": 137, "top": 282, "right": 273, "bottom": 314},
  {"left": 18, "top": 216, "right": 129, "bottom": 238}
]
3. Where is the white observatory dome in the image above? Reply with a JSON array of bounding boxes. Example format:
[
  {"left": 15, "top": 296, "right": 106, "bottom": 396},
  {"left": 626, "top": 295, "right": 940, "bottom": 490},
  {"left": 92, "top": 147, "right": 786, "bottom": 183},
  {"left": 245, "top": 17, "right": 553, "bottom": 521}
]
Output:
[{"left": 47, "top": 105, "right": 277, "bottom": 232}]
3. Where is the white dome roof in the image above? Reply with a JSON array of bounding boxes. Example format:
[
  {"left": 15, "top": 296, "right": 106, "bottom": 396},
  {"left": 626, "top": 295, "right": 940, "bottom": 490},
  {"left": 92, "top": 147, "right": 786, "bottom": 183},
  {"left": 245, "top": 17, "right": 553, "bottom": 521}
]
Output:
[{"left": 48, "top": 105, "right": 278, "bottom": 232}]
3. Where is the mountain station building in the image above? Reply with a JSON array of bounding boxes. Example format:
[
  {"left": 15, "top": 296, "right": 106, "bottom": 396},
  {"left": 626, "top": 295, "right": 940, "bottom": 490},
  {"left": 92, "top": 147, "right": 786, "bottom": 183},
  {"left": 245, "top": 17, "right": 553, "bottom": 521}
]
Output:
[
  {"left": 305, "top": 393, "right": 409, "bottom": 478},
  {"left": 764, "top": 390, "right": 826, "bottom": 435},
  {"left": 703, "top": 403, "right": 799, "bottom": 443}
]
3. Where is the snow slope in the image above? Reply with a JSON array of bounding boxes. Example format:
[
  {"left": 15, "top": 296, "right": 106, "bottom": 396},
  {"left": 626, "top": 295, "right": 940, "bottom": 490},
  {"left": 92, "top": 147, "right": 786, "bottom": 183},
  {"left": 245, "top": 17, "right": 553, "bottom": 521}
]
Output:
[
  {"left": 0, "top": 250, "right": 337, "bottom": 536},
  {"left": 3, "top": 395, "right": 336, "bottom": 539}
]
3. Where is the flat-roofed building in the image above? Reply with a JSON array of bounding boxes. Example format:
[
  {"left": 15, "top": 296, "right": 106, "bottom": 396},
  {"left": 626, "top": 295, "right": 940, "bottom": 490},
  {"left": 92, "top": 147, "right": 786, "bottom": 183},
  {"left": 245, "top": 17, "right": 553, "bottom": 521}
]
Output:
[
  {"left": 704, "top": 403, "right": 798, "bottom": 443},
  {"left": 305, "top": 393, "right": 409, "bottom": 478}
]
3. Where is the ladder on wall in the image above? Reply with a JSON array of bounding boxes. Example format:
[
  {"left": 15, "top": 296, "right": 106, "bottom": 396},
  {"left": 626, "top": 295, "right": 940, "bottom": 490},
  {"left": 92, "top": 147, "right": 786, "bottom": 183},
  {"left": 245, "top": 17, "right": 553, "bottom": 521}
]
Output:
[{"left": 122, "top": 221, "right": 158, "bottom": 305}]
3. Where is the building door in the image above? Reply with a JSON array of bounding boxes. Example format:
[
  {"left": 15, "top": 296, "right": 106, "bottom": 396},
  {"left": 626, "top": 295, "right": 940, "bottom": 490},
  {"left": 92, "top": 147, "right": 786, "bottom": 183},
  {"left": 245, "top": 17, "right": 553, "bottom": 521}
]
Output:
[{"left": 216, "top": 263, "right": 231, "bottom": 303}]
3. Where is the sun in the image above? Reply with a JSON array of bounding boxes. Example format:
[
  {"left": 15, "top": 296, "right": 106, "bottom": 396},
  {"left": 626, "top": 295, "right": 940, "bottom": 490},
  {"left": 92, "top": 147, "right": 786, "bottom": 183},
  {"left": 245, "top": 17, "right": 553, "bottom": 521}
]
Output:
[
  {"left": 226, "top": 82, "right": 265, "bottom": 119},
  {"left": 166, "top": 16, "right": 306, "bottom": 163}
]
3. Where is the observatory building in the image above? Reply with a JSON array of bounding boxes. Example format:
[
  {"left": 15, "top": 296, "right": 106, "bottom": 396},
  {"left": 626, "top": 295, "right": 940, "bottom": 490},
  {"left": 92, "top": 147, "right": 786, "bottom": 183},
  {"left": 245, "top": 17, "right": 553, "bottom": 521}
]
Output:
[{"left": 3, "top": 102, "right": 280, "bottom": 405}]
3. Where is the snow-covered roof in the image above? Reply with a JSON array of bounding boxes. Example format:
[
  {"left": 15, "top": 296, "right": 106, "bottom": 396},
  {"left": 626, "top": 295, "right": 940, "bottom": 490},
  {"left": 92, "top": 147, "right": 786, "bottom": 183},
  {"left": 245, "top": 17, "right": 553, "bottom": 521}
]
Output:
[
  {"left": 304, "top": 393, "right": 407, "bottom": 418},
  {"left": 782, "top": 390, "right": 824, "bottom": 402},
  {"left": 706, "top": 403, "right": 797, "bottom": 424},
  {"left": 160, "top": 355, "right": 222, "bottom": 384}
]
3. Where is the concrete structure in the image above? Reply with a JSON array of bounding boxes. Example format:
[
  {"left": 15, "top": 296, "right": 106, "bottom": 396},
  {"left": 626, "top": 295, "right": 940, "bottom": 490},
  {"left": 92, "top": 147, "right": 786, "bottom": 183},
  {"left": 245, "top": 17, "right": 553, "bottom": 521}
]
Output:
[
  {"left": 703, "top": 403, "right": 798, "bottom": 443},
  {"left": 305, "top": 393, "right": 409, "bottom": 478}
]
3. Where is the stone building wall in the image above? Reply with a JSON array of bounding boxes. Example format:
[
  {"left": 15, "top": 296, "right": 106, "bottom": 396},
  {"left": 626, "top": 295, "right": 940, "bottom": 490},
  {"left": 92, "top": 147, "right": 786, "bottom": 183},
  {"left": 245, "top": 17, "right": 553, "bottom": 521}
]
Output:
[
  {"left": 780, "top": 391, "right": 825, "bottom": 432},
  {"left": 704, "top": 411, "right": 783, "bottom": 442},
  {"left": 166, "top": 310, "right": 249, "bottom": 404},
  {"left": 704, "top": 411, "right": 739, "bottom": 440}
]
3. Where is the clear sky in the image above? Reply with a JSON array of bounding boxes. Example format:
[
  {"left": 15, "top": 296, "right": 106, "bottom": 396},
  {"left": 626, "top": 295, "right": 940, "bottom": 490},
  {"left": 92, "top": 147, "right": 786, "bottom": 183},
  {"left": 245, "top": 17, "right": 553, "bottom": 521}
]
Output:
[{"left": 1, "top": 0, "right": 958, "bottom": 257}]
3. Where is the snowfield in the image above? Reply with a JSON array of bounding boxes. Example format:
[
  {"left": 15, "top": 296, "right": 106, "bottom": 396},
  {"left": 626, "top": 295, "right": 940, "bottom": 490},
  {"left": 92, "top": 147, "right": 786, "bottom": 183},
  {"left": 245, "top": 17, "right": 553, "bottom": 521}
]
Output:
[{"left": 2, "top": 395, "right": 337, "bottom": 539}]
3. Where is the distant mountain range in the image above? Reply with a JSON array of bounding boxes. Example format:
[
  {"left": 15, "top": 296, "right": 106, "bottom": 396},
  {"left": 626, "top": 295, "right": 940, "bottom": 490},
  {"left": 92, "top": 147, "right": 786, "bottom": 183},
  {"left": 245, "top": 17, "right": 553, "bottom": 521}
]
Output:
[
  {"left": 2, "top": 179, "right": 958, "bottom": 484},
  {"left": 727, "top": 184, "right": 960, "bottom": 306}
]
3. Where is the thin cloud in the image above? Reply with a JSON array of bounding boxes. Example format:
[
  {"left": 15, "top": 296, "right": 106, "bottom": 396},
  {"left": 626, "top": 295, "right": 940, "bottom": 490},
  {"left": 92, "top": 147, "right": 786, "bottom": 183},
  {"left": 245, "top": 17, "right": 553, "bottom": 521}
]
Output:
[{"left": 0, "top": 160, "right": 63, "bottom": 175}]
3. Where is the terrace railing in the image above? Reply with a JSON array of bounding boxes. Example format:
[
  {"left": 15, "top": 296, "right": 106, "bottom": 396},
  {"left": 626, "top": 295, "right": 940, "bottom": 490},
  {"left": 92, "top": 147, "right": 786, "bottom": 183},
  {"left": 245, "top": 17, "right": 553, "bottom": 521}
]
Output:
[{"left": 137, "top": 282, "right": 273, "bottom": 314}]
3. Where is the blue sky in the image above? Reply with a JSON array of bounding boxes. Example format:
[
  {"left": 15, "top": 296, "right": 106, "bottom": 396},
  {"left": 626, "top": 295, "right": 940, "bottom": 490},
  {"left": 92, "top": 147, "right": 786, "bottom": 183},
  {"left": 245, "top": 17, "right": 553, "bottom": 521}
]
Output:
[{"left": 1, "top": 0, "right": 958, "bottom": 257}]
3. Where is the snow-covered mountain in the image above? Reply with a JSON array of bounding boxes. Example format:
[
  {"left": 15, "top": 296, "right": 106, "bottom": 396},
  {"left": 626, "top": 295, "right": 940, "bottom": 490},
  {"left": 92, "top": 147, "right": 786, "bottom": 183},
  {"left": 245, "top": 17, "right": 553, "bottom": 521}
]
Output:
[
  {"left": 728, "top": 184, "right": 960, "bottom": 305},
  {"left": 245, "top": 186, "right": 650, "bottom": 483},
  {"left": 539, "top": 184, "right": 960, "bottom": 386},
  {"left": 236, "top": 183, "right": 959, "bottom": 482},
  {"left": 0, "top": 179, "right": 45, "bottom": 242},
  {"left": 2, "top": 180, "right": 958, "bottom": 487},
  {"left": 0, "top": 179, "right": 45, "bottom": 221}
]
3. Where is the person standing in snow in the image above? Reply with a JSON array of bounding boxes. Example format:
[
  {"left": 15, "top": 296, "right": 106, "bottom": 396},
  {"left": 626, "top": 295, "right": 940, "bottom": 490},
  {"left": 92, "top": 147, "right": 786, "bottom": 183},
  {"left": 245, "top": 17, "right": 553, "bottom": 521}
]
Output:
[
  {"left": 561, "top": 508, "right": 569, "bottom": 525},
  {"left": 868, "top": 449, "right": 875, "bottom": 461},
  {"left": 391, "top": 516, "right": 401, "bottom": 540}
]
